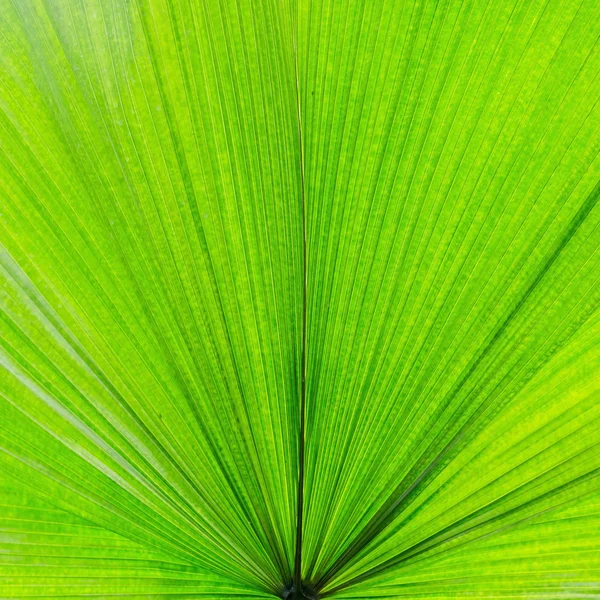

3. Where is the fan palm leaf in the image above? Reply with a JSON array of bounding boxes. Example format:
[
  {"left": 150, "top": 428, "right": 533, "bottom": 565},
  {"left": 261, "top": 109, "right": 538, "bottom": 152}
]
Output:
[{"left": 1, "top": 0, "right": 600, "bottom": 598}]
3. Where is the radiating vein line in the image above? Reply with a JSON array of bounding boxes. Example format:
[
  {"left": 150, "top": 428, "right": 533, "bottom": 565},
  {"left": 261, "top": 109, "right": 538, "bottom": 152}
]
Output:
[{"left": 293, "top": 0, "right": 308, "bottom": 591}]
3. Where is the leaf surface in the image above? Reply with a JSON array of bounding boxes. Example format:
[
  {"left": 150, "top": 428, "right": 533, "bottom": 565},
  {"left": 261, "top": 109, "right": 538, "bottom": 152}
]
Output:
[{"left": 1, "top": 0, "right": 600, "bottom": 597}]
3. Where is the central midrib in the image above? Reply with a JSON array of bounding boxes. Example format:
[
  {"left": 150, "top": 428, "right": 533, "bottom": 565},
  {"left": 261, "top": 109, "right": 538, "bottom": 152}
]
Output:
[{"left": 292, "top": 11, "right": 308, "bottom": 596}]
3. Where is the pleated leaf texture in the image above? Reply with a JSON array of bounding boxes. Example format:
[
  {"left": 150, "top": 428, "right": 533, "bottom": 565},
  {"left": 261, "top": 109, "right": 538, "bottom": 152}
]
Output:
[{"left": 2, "top": 0, "right": 600, "bottom": 598}]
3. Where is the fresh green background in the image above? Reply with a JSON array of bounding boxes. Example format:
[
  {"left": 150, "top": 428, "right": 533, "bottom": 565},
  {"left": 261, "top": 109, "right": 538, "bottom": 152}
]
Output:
[{"left": 1, "top": 0, "right": 600, "bottom": 597}]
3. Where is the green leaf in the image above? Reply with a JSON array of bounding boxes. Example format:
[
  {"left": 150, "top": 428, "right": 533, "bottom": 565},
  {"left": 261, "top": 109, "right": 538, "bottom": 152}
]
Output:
[{"left": 1, "top": 0, "right": 600, "bottom": 598}]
